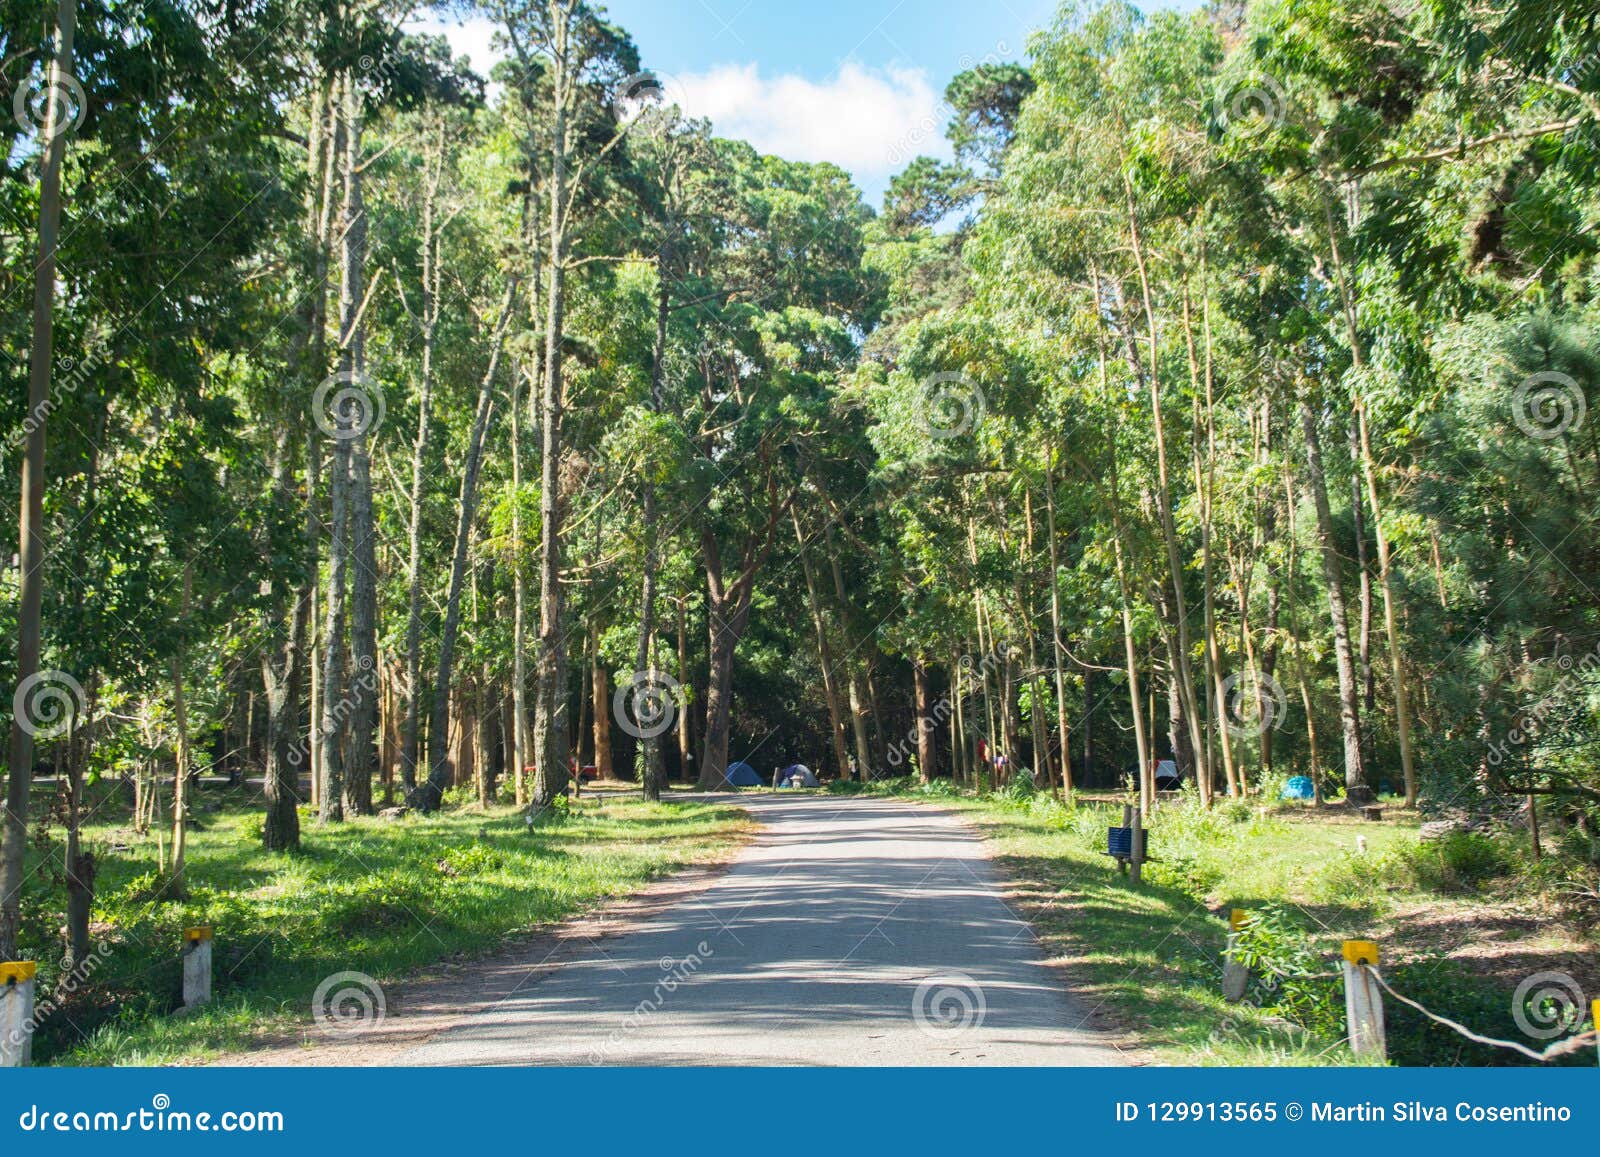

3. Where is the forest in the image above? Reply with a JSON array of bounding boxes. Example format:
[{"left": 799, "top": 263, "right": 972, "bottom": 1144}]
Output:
[{"left": 1, "top": 0, "right": 1598, "bottom": 1066}]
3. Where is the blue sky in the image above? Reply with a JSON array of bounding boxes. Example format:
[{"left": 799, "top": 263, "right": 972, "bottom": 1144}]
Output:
[{"left": 415, "top": 0, "right": 1201, "bottom": 205}]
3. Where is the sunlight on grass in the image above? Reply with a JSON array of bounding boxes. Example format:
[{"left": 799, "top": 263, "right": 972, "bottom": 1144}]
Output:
[{"left": 20, "top": 790, "right": 749, "bottom": 1066}]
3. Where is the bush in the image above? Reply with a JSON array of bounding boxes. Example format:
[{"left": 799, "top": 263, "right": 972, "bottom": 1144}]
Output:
[
  {"left": 1403, "top": 832, "right": 1513, "bottom": 892},
  {"left": 1230, "top": 904, "right": 1345, "bottom": 1041}
]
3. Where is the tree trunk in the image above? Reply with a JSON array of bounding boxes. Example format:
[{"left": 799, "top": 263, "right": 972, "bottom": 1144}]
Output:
[
  {"left": 531, "top": 3, "right": 575, "bottom": 811},
  {"left": 794, "top": 510, "right": 850, "bottom": 781},
  {"left": 592, "top": 660, "right": 614, "bottom": 781},
  {"left": 1299, "top": 392, "right": 1369, "bottom": 800},
  {"left": 414, "top": 280, "right": 519, "bottom": 811},
  {"left": 0, "top": 0, "right": 76, "bottom": 961},
  {"left": 344, "top": 75, "right": 377, "bottom": 818},
  {"left": 913, "top": 658, "right": 937, "bottom": 784},
  {"left": 401, "top": 127, "right": 445, "bottom": 799},
  {"left": 1043, "top": 459, "right": 1074, "bottom": 796},
  {"left": 169, "top": 570, "right": 193, "bottom": 898}
]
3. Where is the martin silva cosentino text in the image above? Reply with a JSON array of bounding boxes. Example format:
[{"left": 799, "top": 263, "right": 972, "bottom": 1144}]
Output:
[{"left": 1312, "top": 1102, "right": 1572, "bottom": 1124}]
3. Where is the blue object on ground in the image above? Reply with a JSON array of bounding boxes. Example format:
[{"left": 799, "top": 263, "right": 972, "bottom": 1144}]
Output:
[
  {"left": 723, "top": 761, "right": 762, "bottom": 787},
  {"left": 1280, "top": 775, "right": 1315, "bottom": 801}
]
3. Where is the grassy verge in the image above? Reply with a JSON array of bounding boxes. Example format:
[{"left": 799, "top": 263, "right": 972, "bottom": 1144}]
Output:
[
  {"left": 829, "top": 778, "right": 1598, "bottom": 1067},
  {"left": 17, "top": 786, "right": 750, "bottom": 1065}
]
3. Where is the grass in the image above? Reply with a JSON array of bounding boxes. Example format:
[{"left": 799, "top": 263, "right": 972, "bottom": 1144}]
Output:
[
  {"left": 830, "top": 777, "right": 1599, "bottom": 1067},
  {"left": 16, "top": 783, "right": 750, "bottom": 1065}
]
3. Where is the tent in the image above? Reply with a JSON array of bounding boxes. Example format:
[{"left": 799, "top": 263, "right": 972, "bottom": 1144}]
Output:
[
  {"left": 722, "top": 761, "right": 762, "bottom": 787},
  {"left": 1280, "top": 775, "right": 1316, "bottom": 801},
  {"left": 780, "top": 764, "right": 819, "bottom": 788},
  {"left": 1154, "top": 759, "right": 1181, "bottom": 791}
]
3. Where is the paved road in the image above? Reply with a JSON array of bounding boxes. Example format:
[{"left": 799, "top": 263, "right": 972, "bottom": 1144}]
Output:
[{"left": 401, "top": 794, "right": 1126, "bottom": 1066}]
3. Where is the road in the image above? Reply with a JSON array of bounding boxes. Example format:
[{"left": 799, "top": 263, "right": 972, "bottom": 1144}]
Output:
[{"left": 399, "top": 793, "right": 1126, "bottom": 1066}]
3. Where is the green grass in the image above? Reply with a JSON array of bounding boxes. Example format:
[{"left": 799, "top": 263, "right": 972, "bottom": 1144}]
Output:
[
  {"left": 16, "top": 786, "right": 749, "bottom": 1065},
  {"left": 831, "top": 778, "right": 1596, "bottom": 1066}
]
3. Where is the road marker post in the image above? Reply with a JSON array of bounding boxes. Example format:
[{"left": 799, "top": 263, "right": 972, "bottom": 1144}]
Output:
[
  {"left": 1223, "top": 909, "right": 1249, "bottom": 1003},
  {"left": 1341, "top": 940, "right": 1386, "bottom": 1062},
  {"left": 1, "top": 960, "right": 37, "bottom": 1066},
  {"left": 182, "top": 926, "right": 213, "bottom": 1009}
]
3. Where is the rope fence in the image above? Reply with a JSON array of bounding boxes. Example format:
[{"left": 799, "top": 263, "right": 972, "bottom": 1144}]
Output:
[{"left": 1221, "top": 913, "right": 1600, "bottom": 1066}]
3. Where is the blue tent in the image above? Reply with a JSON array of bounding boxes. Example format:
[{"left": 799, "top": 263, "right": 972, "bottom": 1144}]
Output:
[
  {"left": 1280, "top": 775, "right": 1315, "bottom": 801},
  {"left": 780, "top": 764, "right": 820, "bottom": 788},
  {"left": 723, "top": 761, "right": 762, "bottom": 787}
]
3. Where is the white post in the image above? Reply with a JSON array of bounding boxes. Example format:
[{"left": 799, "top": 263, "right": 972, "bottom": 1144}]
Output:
[
  {"left": 1, "top": 961, "right": 37, "bottom": 1067},
  {"left": 1223, "top": 909, "right": 1249, "bottom": 1003},
  {"left": 182, "top": 926, "right": 213, "bottom": 1009},
  {"left": 1341, "top": 940, "right": 1386, "bottom": 1062}
]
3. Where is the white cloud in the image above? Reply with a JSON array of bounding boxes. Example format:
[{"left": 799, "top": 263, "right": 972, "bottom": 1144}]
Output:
[
  {"left": 673, "top": 62, "right": 950, "bottom": 185},
  {"left": 407, "top": 16, "right": 947, "bottom": 194}
]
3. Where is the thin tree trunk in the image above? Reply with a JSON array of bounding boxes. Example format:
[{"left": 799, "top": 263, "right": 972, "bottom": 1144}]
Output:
[
  {"left": 0, "top": 0, "right": 76, "bottom": 961},
  {"left": 1043, "top": 459, "right": 1073, "bottom": 796},
  {"left": 531, "top": 2, "right": 576, "bottom": 810},
  {"left": 344, "top": 75, "right": 377, "bottom": 818},
  {"left": 169, "top": 569, "right": 193, "bottom": 898},
  {"left": 1299, "top": 392, "right": 1369, "bottom": 800},
  {"left": 794, "top": 510, "right": 850, "bottom": 781},
  {"left": 415, "top": 279, "right": 519, "bottom": 810}
]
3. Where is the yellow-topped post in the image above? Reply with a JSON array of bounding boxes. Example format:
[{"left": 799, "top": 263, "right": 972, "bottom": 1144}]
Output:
[
  {"left": 1, "top": 961, "right": 37, "bottom": 1066},
  {"left": 182, "top": 927, "right": 213, "bottom": 1009},
  {"left": 1341, "top": 940, "right": 1386, "bottom": 1062},
  {"left": 1222, "top": 910, "right": 1249, "bottom": 1003}
]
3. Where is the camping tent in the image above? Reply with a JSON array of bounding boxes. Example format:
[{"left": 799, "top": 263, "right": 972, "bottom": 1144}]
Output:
[
  {"left": 780, "top": 764, "right": 819, "bottom": 788},
  {"left": 723, "top": 761, "right": 762, "bottom": 787},
  {"left": 1154, "top": 759, "right": 1181, "bottom": 791}
]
